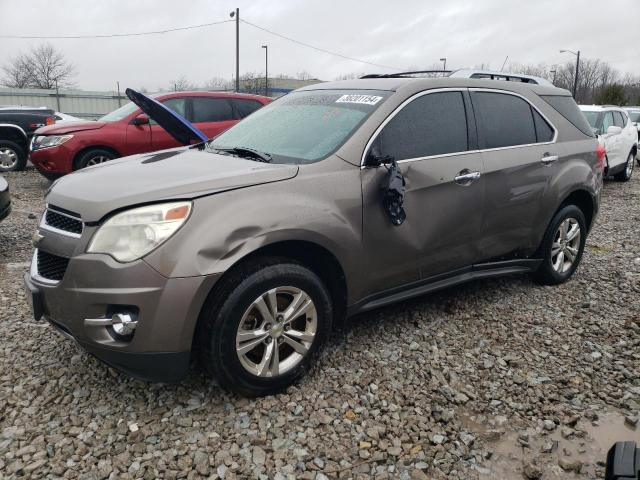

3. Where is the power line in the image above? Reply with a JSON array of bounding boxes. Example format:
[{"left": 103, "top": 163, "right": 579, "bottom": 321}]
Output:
[
  {"left": 0, "top": 19, "right": 233, "bottom": 39},
  {"left": 240, "top": 19, "right": 399, "bottom": 70},
  {"left": 0, "top": 16, "right": 400, "bottom": 71}
]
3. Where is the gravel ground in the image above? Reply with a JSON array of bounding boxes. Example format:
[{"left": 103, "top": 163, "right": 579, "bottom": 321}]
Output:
[{"left": 1, "top": 169, "right": 639, "bottom": 480}]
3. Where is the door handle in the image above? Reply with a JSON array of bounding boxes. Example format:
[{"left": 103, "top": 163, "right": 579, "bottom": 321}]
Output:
[
  {"left": 541, "top": 154, "right": 559, "bottom": 165},
  {"left": 454, "top": 169, "right": 481, "bottom": 185}
]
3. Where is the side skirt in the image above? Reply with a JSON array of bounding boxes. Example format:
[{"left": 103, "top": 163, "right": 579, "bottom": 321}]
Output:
[{"left": 347, "top": 259, "right": 542, "bottom": 316}]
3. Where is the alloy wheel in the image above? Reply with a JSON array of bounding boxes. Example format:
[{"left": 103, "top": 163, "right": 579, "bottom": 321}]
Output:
[
  {"left": 236, "top": 286, "right": 317, "bottom": 377},
  {"left": 0, "top": 148, "right": 18, "bottom": 169},
  {"left": 86, "top": 155, "right": 110, "bottom": 167},
  {"left": 625, "top": 153, "right": 634, "bottom": 178},
  {"left": 551, "top": 218, "right": 581, "bottom": 273}
]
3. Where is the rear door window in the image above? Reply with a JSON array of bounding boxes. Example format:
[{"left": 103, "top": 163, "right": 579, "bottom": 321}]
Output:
[
  {"left": 532, "top": 109, "right": 554, "bottom": 142},
  {"left": 613, "top": 111, "right": 626, "bottom": 128},
  {"left": 232, "top": 99, "right": 263, "bottom": 119},
  {"left": 192, "top": 97, "right": 234, "bottom": 122},
  {"left": 375, "top": 91, "right": 468, "bottom": 161},
  {"left": 471, "top": 91, "right": 537, "bottom": 149}
]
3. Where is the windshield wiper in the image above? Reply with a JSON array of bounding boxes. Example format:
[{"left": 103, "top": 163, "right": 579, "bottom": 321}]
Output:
[{"left": 215, "top": 146, "right": 272, "bottom": 163}]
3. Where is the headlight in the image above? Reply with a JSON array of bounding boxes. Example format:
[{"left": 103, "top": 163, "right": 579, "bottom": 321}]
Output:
[
  {"left": 31, "top": 135, "right": 73, "bottom": 151},
  {"left": 87, "top": 202, "right": 192, "bottom": 262}
]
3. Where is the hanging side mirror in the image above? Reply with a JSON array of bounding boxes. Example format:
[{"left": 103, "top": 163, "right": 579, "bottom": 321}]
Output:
[{"left": 365, "top": 138, "right": 394, "bottom": 167}]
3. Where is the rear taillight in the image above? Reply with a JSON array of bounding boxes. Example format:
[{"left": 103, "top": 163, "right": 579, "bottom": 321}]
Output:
[
  {"left": 596, "top": 144, "right": 606, "bottom": 171},
  {"left": 46, "top": 116, "right": 55, "bottom": 126}
]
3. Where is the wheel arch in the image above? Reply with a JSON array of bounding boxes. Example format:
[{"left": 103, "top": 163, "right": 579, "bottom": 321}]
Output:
[
  {"left": 193, "top": 239, "right": 349, "bottom": 347},
  {"left": 0, "top": 124, "right": 29, "bottom": 150},
  {"left": 558, "top": 189, "right": 596, "bottom": 232}
]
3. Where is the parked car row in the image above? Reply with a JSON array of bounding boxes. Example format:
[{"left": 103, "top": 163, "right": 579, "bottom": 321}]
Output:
[
  {"left": 22, "top": 73, "right": 606, "bottom": 396},
  {"left": 579, "top": 105, "right": 638, "bottom": 181}
]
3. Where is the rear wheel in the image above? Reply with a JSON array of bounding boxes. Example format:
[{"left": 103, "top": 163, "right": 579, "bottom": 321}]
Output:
[
  {"left": 0, "top": 141, "right": 27, "bottom": 172},
  {"left": 533, "top": 205, "right": 586, "bottom": 285},
  {"left": 614, "top": 152, "right": 634, "bottom": 181},
  {"left": 74, "top": 148, "right": 117, "bottom": 170},
  {"left": 197, "top": 258, "right": 333, "bottom": 396}
]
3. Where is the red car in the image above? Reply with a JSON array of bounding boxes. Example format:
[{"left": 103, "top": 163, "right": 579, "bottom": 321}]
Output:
[{"left": 30, "top": 91, "right": 271, "bottom": 179}]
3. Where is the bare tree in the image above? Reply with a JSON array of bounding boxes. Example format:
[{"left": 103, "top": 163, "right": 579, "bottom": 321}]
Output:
[
  {"left": 296, "top": 70, "right": 314, "bottom": 80},
  {"left": 204, "top": 77, "right": 232, "bottom": 91},
  {"left": 170, "top": 76, "right": 194, "bottom": 91},
  {"left": 239, "top": 72, "right": 265, "bottom": 94},
  {"left": 2, "top": 43, "right": 75, "bottom": 89}
]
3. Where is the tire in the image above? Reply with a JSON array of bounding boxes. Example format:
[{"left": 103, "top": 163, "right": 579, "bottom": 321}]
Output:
[
  {"left": 74, "top": 148, "right": 117, "bottom": 170},
  {"left": 0, "top": 140, "right": 27, "bottom": 172},
  {"left": 532, "top": 205, "right": 587, "bottom": 285},
  {"left": 197, "top": 257, "right": 333, "bottom": 397},
  {"left": 614, "top": 151, "right": 634, "bottom": 181}
]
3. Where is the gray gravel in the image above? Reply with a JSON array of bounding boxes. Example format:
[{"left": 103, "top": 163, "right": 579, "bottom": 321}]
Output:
[{"left": 1, "top": 169, "right": 639, "bottom": 479}]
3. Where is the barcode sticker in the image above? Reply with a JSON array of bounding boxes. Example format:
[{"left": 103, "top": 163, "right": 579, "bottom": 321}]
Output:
[{"left": 335, "top": 94, "right": 383, "bottom": 105}]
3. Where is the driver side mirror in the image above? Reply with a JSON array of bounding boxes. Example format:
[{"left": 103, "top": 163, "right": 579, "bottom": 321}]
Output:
[
  {"left": 132, "top": 113, "right": 150, "bottom": 126},
  {"left": 606, "top": 125, "right": 622, "bottom": 135},
  {"left": 365, "top": 138, "right": 394, "bottom": 167}
]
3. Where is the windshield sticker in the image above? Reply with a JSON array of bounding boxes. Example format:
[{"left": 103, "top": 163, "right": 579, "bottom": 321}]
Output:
[{"left": 335, "top": 94, "right": 383, "bottom": 105}]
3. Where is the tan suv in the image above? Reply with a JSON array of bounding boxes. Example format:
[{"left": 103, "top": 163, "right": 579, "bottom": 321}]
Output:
[{"left": 25, "top": 77, "right": 603, "bottom": 396}]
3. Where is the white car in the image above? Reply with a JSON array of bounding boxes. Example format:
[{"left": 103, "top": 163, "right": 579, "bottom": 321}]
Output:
[
  {"left": 624, "top": 107, "right": 640, "bottom": 162},
  {"left": 580, "top": 105, "right": 638, "bottom": 181}
]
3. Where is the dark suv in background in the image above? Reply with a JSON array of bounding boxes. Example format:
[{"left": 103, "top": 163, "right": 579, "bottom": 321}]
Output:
[
  {"left": 29, "top": 91, "right": 271, "bottom": 179},
  {"left": 25, "top": 77, "right": 602, "bottom": 396}
]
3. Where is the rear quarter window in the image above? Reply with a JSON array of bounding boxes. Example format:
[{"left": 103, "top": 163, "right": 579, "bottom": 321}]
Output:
[{"left": 540, "top": 95, "right": 595, "bottom": 137}]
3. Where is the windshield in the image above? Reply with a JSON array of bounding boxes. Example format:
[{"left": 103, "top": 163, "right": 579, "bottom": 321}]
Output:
[
  {"left": 629, "top": 111, "right": 640, "bottom": 123},
  {"left": 208, "top": 90, "right": 391, "bottom": 164},
  {"left": 99, "top": 102, "right": 139, "bottom": 122},
  {"left": 581, "top": 110, "right": 599, "bottom": 128}
]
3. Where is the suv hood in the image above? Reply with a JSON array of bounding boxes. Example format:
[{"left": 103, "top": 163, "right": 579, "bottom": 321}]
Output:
[
  {"left": 127, "top": 88, "right": 208, "bottom": 145},
  {"left": 35, "top": 121, "right": 105, "bottom": 135},
  {"left": 46, "top": 147, "right": 299, "bottom": 222}
]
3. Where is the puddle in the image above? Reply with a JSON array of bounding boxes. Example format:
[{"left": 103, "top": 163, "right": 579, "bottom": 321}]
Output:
[{"left": 460, "top": 411, "right": 639, "bottom": 479}]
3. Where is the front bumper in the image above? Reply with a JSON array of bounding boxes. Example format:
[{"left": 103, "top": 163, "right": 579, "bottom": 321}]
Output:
[
  {"left": 30, "top": 144, "right": 75, "bottom": 175},
  {"left": 24, "top": 252, "right": 220, "bottom": 383}
]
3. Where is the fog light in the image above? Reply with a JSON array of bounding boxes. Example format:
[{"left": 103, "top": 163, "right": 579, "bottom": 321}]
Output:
[{"left": 111, "top": 313, "right": 137, "bottom": 336}]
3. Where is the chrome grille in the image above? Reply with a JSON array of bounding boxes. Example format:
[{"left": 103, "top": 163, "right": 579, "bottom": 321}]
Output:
[
  {"left": 42, "top": 206, "right": 83, "bottom": 237},
  {"left": 36, "top": 250, "right": 69, "bottom": 281}
]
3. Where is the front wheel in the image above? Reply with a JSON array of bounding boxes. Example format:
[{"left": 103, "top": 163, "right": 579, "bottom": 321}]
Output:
[
  {"left": 197, "top": 258, "right": 333, "bottom": 396},
  {"left": 532, "top": 205, "right": 587, "bottom": 285},
  {"left": 614, "top": 152, "right": 635, "bottom": 181},
  {"left": 74, "top": 148, "right": 117, "bottom": 170},
  {"left": 0, "top": 140, "right": 27, "bottom": 172}
]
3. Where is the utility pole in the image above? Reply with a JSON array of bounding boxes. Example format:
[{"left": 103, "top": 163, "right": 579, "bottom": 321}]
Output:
[
  {"left": 440, "top": 57, "right": 446, "bottom": 77},
  {"left": 116, "top": 81, "right": 122, "bottom": 107},
  {"left": 573, "top": 51, "right": 580, "bottom": 101},
  {"left": 230, "top": 8, "right": 240, "bottom": 92},
  {"left": 560, "top": 49, "right": 580, "bottom": 100},
  {"left": 54, "top": 80, "right": 61, "bottom": 112},
  {"left": 262, "top": 45, "right": 268, "bottom": 97}
]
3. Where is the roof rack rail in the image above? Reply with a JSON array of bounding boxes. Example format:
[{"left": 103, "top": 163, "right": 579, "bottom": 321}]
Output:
[{"left": 360, "top": 70, "right": 452, "bottom": 79}]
